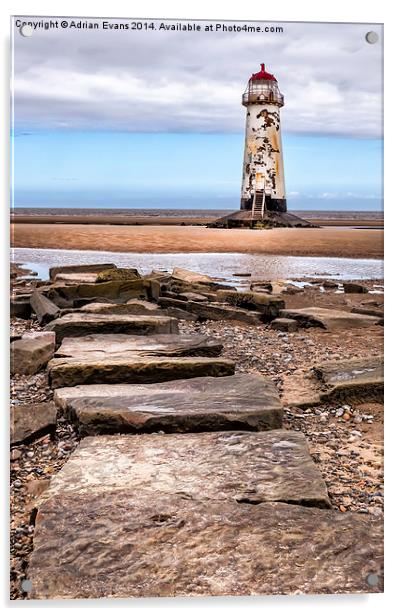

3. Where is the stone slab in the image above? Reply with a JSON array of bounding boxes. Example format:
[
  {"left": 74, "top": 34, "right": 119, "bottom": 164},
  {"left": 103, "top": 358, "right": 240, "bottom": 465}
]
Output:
[
  {"left": 164, "top": 307, "right": 199, "bottom": 321},
  {"left": 11, "top": 332, "right": 56, "bottom": 375},
  {"left": 46, "top": 279, "right": 150, "bottom": 305},
  {"left": 216, "top": 290, "right": 285, "bottom": 319},
  {"left": 28, "top": 497, "right": 383, "bottom": 598},
  {"left": 10, "top": 298, "right": 32, "bottom": 319},
  {"left": 49, "top": 263, "right": 117, "bottom": 280},
  {"left": 157, "top": 296, "right": 266, "bottom": 324},
  {"left": 177, "top": 292, "right": 209, "bottom": 302},
  {"left": 281, "top": 356, "right": 384, "bottom": 407},
  {"left": 186, "top": 301, "right": 265, "bottom": 324},
  {"left": 351, "top": 306, "right": 384, "bottom": 319},
  {"left": 11, "top": 402, "right": 57, "bottom": 445},
  {"left": 53, "top": 374, "right": 282, "bottom": 434},
  {"left": 31, "top": 431, "right": 331, "bottom": 508},
  {"left": 343, "top": 282, "right": 368, "bottom": 294},
  {"left": 171, "top": 267, "right": 214, "bottom": 285},
  {"left": 30, "top": 291, "right": 60, "bottom": 325},
  {"left": 270, "top": 317, "right": 299, "bottom": 332},
  {"left": 72, "top": 300, "right": 162, "bottom": 316},
  {"left": 44, "top": 313, "right": 179, "bottom": 345},
  {"left": 48, "top": 356, "right": 235, "bottom": 388},
  {"left": 314, "top": 355, "right": 384, "bottom": 403},
  {"left": 280, "top": 307, "right": 381, "bottom": 330},
  {"left": 55, "top": 333, "right": 223, "bottom": 359},
  {"left": 54, "top": 272, "right": 100, "bottom": 283}
]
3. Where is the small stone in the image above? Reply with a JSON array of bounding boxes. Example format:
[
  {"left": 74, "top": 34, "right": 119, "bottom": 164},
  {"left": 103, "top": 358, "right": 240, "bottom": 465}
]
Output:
[
  {"left": 343, "top": 413, "right": 351, "bottom": 421},
  {"left": 339, "top": 505, "right": 347, "bottom": 512}
]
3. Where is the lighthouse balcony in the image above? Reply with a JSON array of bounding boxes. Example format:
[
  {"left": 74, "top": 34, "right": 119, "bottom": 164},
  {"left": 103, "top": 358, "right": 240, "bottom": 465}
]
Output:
[{"left": 242, "top": 90, "right": 284, "bottom": 106}]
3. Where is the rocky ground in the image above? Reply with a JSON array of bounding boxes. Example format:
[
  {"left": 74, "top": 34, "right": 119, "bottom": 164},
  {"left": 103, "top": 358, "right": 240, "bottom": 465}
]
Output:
[{"left": 10, "top": 268, "right": 384, "bottom": 599}]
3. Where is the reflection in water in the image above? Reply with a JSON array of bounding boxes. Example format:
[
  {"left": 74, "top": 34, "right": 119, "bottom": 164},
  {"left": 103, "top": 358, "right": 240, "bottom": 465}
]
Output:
[{"left": 11, "top": 247, "right": 383, "bottom": 285}]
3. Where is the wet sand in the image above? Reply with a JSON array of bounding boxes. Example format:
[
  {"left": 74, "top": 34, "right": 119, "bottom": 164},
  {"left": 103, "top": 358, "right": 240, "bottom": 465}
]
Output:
[
  {"left": 11, "top": 214, "right": 383, "bottom": 228},
  {"left": 11, "top": 223, "right": 383, "bottom": 259}
]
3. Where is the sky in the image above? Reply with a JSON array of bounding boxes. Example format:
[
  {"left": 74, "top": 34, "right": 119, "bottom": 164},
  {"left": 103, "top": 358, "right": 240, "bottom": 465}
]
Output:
[{"left": 11, "top": 17, "right": 383, "bottom": 211}]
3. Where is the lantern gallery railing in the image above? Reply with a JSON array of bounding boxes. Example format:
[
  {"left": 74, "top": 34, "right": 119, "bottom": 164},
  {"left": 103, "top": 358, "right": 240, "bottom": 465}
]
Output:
[{"left": 242, "top": 91, "right": 284, "bottom": 106}]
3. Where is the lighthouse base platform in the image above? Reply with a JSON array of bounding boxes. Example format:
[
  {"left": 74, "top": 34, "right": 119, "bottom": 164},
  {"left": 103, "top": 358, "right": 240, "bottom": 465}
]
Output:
[{"left": 208, "top": 210, "right": 318, "bottom": 229}]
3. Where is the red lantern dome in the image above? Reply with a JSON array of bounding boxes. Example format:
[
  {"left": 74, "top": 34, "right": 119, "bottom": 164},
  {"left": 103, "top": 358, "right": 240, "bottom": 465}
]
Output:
[{"left": 250, "top": 63, "right": 277, "bottom": 82}]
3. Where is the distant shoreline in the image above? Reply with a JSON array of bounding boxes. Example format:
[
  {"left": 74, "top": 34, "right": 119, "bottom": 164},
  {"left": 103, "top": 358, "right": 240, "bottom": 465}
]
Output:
[{"left": 10, "top": 208, "right": 384, "bottom": 229}]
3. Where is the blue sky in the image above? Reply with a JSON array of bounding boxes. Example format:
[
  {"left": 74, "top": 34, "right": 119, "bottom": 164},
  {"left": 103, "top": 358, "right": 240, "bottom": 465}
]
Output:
[
  {"left": 12, "top": 18, "right": 383, "bottom": 211},
  {"left": 13, "top": 131, "right": 382, "bottom": 210}
]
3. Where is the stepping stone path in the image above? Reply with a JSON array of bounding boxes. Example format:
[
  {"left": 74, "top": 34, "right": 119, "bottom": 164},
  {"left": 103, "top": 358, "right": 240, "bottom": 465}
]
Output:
[
  {"left": 24, "top": 265, "right": 383, "bottom": 598},
  {"left": 53, "top": 374, "right": 283, "bottom": 435},
  {"left": 279, "top": 306, "right": 382, "bottom": 330}
]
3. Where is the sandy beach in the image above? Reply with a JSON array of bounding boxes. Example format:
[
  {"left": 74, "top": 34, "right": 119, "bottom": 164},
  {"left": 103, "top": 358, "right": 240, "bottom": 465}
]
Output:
[{"left": 11, "top": 223, "right": 383, "bottom": 259}]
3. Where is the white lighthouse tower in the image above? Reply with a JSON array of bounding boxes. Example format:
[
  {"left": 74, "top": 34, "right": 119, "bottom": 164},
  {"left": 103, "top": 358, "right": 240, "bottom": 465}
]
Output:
[
  {"left": 211, "top": 63, "right": 314, "bottom": 228},
  {"left": 240, "top": 63, "right": 286, "bottom": 218}
]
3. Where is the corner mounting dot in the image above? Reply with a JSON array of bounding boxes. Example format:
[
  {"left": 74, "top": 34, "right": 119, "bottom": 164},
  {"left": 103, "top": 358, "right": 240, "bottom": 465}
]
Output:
[
  {"left": 20, "top": 24, "right": 33, "bottom": 37},
  {"left": 365, "top": 31, "right": 379, "bottom": 44}
]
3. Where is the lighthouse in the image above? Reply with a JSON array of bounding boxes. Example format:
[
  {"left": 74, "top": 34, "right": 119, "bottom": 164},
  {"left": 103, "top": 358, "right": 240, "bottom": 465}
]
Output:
[
  {"left": 240, "top": 63, "right": 286, "bottom": 217},
  {"left": 210, "top": 63, "right": 314, "bottom": 228}
]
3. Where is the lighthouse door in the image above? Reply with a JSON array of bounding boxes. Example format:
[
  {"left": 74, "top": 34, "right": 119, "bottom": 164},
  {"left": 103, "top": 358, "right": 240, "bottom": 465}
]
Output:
[{"left": 255, "top": 172, "right": 265, "bottom": 191}]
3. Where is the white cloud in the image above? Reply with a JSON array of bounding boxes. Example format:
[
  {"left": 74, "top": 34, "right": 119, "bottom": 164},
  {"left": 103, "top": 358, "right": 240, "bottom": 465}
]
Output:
[{"left": 12, "top": 18, "right": 383, "bottom": 137}]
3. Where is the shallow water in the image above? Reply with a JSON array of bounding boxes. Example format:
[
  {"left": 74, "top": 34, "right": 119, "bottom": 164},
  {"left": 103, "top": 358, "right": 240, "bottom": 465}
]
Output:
[{"left": 11, "top": 247, "right": 383, "bottom": 285}]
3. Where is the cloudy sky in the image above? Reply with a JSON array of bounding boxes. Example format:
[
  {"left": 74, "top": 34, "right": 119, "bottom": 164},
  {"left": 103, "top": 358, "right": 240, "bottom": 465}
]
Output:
[{"left": 12, "top": 17, "right": 383, "bottom": 210}]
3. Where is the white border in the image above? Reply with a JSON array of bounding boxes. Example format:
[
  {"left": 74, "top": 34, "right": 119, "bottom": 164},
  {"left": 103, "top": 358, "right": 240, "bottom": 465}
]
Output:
[{"left": 2, "top": 1, "right": 396, "bottom": 614}]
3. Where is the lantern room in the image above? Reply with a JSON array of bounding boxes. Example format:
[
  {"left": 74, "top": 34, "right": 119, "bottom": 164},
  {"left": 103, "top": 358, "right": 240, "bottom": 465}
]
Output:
[{"left": 242, "top": 63, "right": 284, "bottom": 107}]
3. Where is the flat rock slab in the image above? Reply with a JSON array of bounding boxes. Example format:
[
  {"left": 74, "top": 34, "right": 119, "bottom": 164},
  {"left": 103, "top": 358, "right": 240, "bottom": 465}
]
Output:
[
  {"left": 53, "top": 374, "right": 282, "bottom": 434},
  {"left": 314, "top": 355, "right": 384, "bottom": 403},
  {"left": 46, "top": 279, "right": 151, "bottom": 305},
  {"left": 49, "top": 263, "right": 117, "bottom": 280},
  {"left": 55, "top": 333, "right": 223, "bottom": 359},
  {"left": 54, "top": 272, "right": 100, "bottom": 283},
  {"left": 28, "top": 497, "right": 383, "bottom": 598},
  {"left": 34, "top": 431, "right": 331, "bottom": 508},
  {"left": 280, "top": 307, "right": 381, "bottom": 330},
  {"left": 44, "top": 313, "right": 178, "bottom": 345},
  {"left": 11, "top": 332, "right": 56, "bottom": 375},
  {"left": 48, "top": 356, "right": 235, "bottom": 388},
  {"left": 11, "top": 402, "right": 57, "bottom": 445},
  {"left": 270, "top": 317, "right": 299, "bottom": 332},
  {"left": 216, "top": 290, "right": 285, "bottom": 319},
  {"left": 281, "top": 356, "right": 384, "bottom": 407},
  {"left": 68, "top": 300, "right": 163, "bottom": 316}
]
